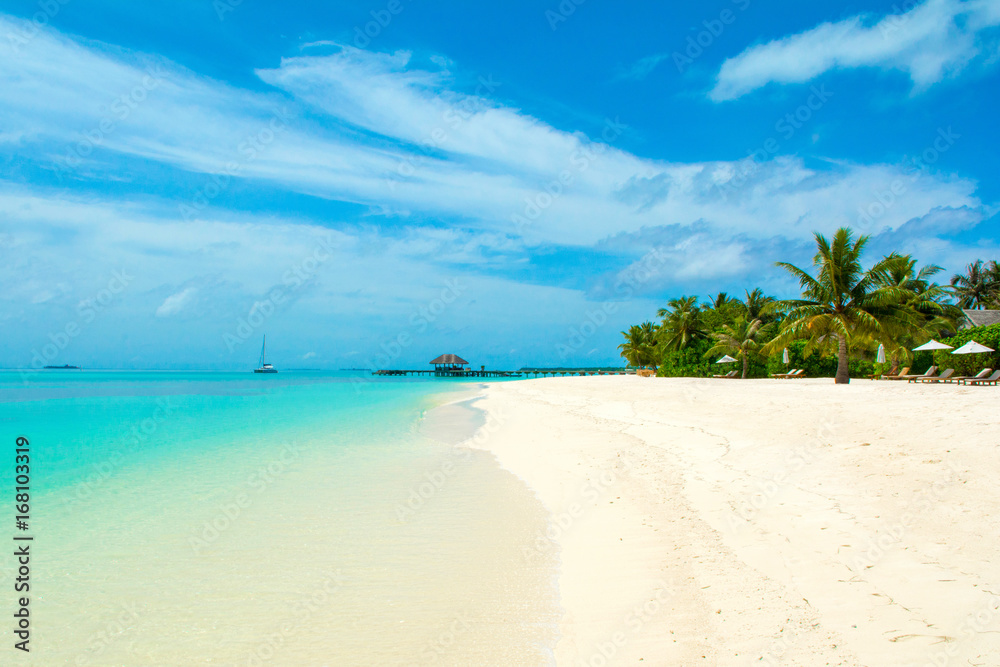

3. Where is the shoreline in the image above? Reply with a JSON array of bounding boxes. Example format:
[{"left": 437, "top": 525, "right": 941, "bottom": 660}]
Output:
[{"left": 467, "top": 375, "right": 999, "bottom": 666}]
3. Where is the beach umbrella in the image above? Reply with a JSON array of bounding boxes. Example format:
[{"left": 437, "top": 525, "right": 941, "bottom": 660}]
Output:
[
  {"left": 952, "top": 340, "right": 995, "bottom": 355},
  {"left": 715, "top": 355, "right": 737, "bottom": 364},
  {"left": 876, "top": 344, "right": 886, "bottom": 364},
  {"left": 912, "top": 339, "right": 953, "bottom": 352},
  {"left": 782, "top": 348, "right": 790, "bottom": 365}
]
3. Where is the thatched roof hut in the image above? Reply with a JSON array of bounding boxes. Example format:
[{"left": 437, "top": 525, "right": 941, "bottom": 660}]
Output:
[
  {"left": 962, "top": 309, "right": 1000, "bottom": 329},
  {"left": 430, "top": 354, "right": 469, "bottom": 367}
]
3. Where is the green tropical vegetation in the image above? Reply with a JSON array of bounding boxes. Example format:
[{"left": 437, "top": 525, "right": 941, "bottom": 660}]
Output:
[
  {"left": 618, "top": 226, "right": 996, "bottom": 383},
  {"left": 951, "top": 259, "right": 1000, "bottom": 309}
]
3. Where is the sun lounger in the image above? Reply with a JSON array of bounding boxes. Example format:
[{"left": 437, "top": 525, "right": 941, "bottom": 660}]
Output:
[
  {"left": 876, "top": 366, "right": 910, "bottom": 380},
  {"left": 940, "top": 368, "right": 992, "bottom": 384},
  {"left": 915, "top": 368, "right": 954, "bottom": 383},
  {"left": 771, "top": 369, "right": 802, "bottom": 379},
  {"left": 958, "top": 370, "right": 1000, "bottom": 386},
  {"left": 886, "top": 366, "right": 936, "bottom": 381},
  {"left": 712, "top": 370, "right": 738, "bottom": 378}
]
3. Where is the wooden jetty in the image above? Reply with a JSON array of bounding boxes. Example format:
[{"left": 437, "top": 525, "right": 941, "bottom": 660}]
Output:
[
  {"left": 373, "top": 354, "right": 523, "bottom": 378},
  {"left": 520, "top": 368, "right": 636, "bottom": 377},
  {"left": 372, "top": 354, "right": 637, "bottom": 379},
  {"left": 372, "top": 369, "right": 523, "bottom": 378}
]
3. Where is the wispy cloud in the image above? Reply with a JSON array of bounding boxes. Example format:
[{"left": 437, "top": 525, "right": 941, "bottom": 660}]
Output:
[
  {"left": 615, "top": 53, "right": 671, "bottom": 81},
  {"left": 155, "top": 288, "right": 198, "bottom": 317},
  {"left": 711, "top": 0, "right": 1000, "bottom": 101},
  {"left": 1, "top": 15, "right": 987, "bottom": 250},
  {"left": 0, "top": 11, "right": 997, "bottom": 367}
]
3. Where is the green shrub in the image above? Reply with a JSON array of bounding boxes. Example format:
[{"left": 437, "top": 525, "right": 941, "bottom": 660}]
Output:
[
  {"left": 764, "top": 340, "right": 874, "bottom": 378},
  {"left": 658, "top": 338, "right": 771, "bottom": 378},
  {"left": 658, "top": 338, "right": 714, "bottom": 377},
  {"left": 932, "top": 323, "right": 1000, "bottom": 376}
]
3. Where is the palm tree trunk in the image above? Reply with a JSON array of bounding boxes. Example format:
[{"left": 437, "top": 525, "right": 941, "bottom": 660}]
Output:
[
  {"left": 741, "top": 354, "right": 748, "bottom": 379},
  {"left": 836, "top": 335, "right": 850, "bottom": 384},
  {"left": 889, "top": 355, "right": 899, "bottom": 376}
]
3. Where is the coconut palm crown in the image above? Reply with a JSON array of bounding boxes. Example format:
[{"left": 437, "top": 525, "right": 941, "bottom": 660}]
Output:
[
  {"left": 705, "top": 316, "right": 763, "bottom": 379},
  {"left": 767, "top": 227, "right": 913, "bottom": 384}
]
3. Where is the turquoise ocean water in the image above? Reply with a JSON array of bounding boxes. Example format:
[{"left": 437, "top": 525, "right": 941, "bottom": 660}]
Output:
[{"left": 0, "top": 371, "right": 558, "bottom": 666}]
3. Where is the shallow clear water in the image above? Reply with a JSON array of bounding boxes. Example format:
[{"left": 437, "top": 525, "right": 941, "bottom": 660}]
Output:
[{"left": 0, "top": 371, "right": 558, "bottom": 666}]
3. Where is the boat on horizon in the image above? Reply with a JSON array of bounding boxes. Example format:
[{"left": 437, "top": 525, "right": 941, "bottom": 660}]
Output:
[{"left": 253, "top": 336, "right": 277, "bottom": 374}]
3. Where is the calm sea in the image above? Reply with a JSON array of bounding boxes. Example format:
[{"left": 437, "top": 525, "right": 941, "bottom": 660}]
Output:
[{"left": 0, "top": 370, "right": 558, "bottom": 666}]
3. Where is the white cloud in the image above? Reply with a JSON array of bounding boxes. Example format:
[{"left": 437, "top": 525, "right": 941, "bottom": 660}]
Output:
[
  {"left": 711, "top": 0, "right": 1000, "bottom": 101},
  {"left": 0, "top": 13, "right": 990, "bottom": 252},
  {"left": 0, "top": 13, "right": 995, "bottom": 284},
  {"left": 155, "top": 288, "right": 197, "bottom": 317}
]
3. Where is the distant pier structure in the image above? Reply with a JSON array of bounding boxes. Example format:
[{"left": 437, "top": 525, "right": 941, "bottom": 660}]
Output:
[
  {"left": 372, "top": 354, "right": 523, "bottom": 378},
  {"left": 372, "top": 354, "right": 637, "bottom": 378},
  {"left": 430, "top": 354, "right": 471, "bottom": 376}
]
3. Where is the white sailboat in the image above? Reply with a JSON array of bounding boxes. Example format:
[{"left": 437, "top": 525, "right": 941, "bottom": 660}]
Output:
[{"left": 254, "top": 335, "right": 277, "bottom": 373}]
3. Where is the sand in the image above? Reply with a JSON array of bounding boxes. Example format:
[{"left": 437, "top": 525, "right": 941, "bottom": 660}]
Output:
[{"left": 467, "top": 375, "right": 1000, "bottom": 666}]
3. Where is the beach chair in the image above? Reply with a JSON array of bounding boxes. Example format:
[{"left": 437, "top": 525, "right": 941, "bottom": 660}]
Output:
[
  {"left": 915, "top": 368, "right": 954, "bottom": 383},
  {"left": 877, "top": 366, "right": 910, "bottom": 380},
  {"left": 771, "top": 369, "right": 801, "bottom": 379},
  {"left": 940, "top": 368, "right": 992, "bottom": 384},
  {"left": 958, "top": 370, "right": 1000, "bottom": 386},
  {"left": 712, "top": 370, "right": 737, "bottom": 379},
  {"left": 787, "top": 369, "right": 808, "bottom": 378},
  {"left": 886, "top": 366, "right": 936, "bottom": 381}
]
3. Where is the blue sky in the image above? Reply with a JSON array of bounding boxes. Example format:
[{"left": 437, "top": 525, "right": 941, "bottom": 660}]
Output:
[{"left": 2, "top": 0, "right": 998, "bottom": 370}]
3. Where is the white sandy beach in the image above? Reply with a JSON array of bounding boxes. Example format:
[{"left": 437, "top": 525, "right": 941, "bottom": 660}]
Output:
[{"left": 469, "top": 375, "right": 1000, "bottom": 666}]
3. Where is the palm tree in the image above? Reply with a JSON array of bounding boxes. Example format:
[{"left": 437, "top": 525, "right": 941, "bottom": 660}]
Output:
[
  {"left": 769, "top": 228, "right": 911, "bottom": 384},
  {"left": 873, "top": 253, "right": 960, "bottom": 373},
  {"left": 740, "top": 288, "right": 777, "bottom": 322},
  {"left": 657, "top": 296, "right": 706, "bottom": 352},
  {"left": 989, "top": 261, "right": 1000, "bottom": 308},
  {"left": 618, "top": 322, "right": 659, "bottom": 369},
  {"left": 706, "top": 316, "right": 763, "bottom": 379},
  {"left": 709, "top": 292, "right": 734, "bottom": 310},
  {"left": 951, "top": 260, "right": 998, "bottom": 309}
]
